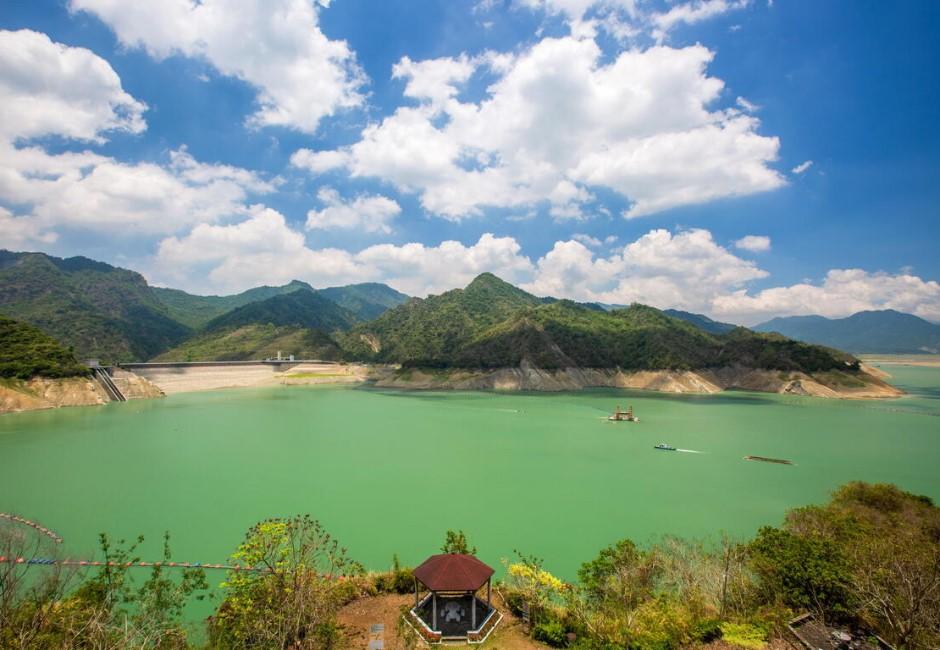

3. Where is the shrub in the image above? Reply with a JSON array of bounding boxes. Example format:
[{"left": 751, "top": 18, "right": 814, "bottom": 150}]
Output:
[
  {"left": 533, "top": 619, "right": 569, "bottom": 647},
  {"left": 719, "top": 622, "right": 767, "bottom": 649},
  {"left": 691, "top": 619, "right": 723, "bottom": 643}
]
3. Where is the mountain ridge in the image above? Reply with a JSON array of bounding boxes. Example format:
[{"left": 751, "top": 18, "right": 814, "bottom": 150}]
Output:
[{"left": 755, "top": 309, "right": 940, "bottom": 353}]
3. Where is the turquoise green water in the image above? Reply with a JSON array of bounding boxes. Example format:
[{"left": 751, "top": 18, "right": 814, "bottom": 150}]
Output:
[{"left": 1, "top": 365, "right": 938, "bottom": 587}]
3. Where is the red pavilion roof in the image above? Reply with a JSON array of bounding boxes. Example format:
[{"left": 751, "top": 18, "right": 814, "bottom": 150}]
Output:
[{"left": 412, "top": 553, "right": 494, "bottom": 592}]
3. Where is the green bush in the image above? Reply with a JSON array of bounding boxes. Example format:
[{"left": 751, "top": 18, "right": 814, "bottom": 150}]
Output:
[
  {"left": 533, "top": 619, "right": 569, "bottom": 647},
  {"left": 691, "top": 619, "right": 723, "bottom": 643}
]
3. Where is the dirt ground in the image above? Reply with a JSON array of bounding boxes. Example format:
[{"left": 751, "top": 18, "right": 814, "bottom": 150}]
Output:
[{"left": 336, "top": 593, "right": 545, "bottom": 650}]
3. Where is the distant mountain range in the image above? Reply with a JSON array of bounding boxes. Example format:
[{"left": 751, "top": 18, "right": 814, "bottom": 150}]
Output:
[
  {"left": 0, "top": 250, "right": 408, "bottom": 362},
  {"left": 3, "top": 248, "right": 930, "bottom": 371},
  {"left": 337, "top": 273, "right": 858, "bottom": 373},
  {"left": 663, "top": 309, "right": 737, "bottom": 335},
  {"left": 755, "top": 310, "right": 940, "bottom": 354}
]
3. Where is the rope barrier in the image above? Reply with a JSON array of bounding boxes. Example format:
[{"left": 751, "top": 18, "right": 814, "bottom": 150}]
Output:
[
  {"left": 0, "top": 513, "right": 63, "bottom": 543},
  {"left": 0, "top": 556, "right": 267, "bottom": 572}
]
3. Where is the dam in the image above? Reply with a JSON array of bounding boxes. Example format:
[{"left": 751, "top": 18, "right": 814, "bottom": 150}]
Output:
[{"left": 119, "top": 360, "right": 366, "bottom": 394}]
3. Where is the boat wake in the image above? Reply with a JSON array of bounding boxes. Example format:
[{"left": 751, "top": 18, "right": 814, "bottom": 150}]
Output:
[{"left": 676, "top": 448, "right": 705, "bottom": 454}]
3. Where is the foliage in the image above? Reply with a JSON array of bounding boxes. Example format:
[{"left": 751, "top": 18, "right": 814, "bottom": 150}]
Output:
[
  {"left": 0, "top": 250, "right": 191, "bottom": 363},
  {"left": 719, "top": 622, "right": 767, "bottom": 649},
  {"left": 441, "top": 529, "right": 476, "bottom": 555},
  {"left": 0, "top": 524, "right": 205, "bottom": 649},
  {"left": 151, "top": 280, "right": 314, "bottom": 329},
  {"left": 749, "top": 525, "right": 853, "bottom": 619},
  {"left": 533, "top": 618, "right": 569, "bottom": 647},
  {"left": 154, "top": 323, "right": 344, "bottom": 362},
  {"left": 209, "top": 515, "right": 355, "bottom": 650},
  {"left": 373, "top": 555, "right": 414, "bottom": 594},
  {"left": 691, "top": 618, "right": 723, "bottom": 642},
  {"left": 502, "top": 551, "right": 568, "bottom": 626},
  {"left": 203, "top": 288, "right": 358, "bottom": 334},
  {"left": 783, "top": 482, "right": 940, "bottom": 648},
  {"left": 0, "top": 315, "right": 89, "bottom": 378},
  {"left": 337, "top": 272, "right": 862, "bottom": 374},
  {"left": 577, "top": 538, "right": 650, "bottom": 607},
  {"left": 317, "top": 283, "right": 410, "bottom": 321}
]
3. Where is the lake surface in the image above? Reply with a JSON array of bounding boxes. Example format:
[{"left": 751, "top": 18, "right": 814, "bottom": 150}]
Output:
[{"left": 1, "top": 364, "right": 939, "bottom": 586}]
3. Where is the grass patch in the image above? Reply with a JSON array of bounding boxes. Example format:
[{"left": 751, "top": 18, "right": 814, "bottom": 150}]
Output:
[{"left": 720, "top": 623, "right": 767, "bottom": 649}]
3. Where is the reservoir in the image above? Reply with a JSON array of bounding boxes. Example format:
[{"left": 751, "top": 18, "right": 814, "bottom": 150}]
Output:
[{"left": 1, "top": 363, "right": 938, "bottom": 584}]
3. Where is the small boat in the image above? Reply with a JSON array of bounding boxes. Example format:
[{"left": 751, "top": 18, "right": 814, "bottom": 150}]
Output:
[{"left": 654, "top": 443, "right": 676, "bottom": 451}]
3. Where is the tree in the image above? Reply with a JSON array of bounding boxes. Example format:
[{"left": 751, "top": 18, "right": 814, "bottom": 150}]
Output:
[
  {"left": 210, "top": 515, "right": 356, "bottom": 650},
  {"left": 577, "top": 538, "right": 656, "bottom": 609},
  {"left": 441, "top": 530, "right": 476, "bottom": 555},
  {"left": 0, "top": 524, "right": 205, "bottom": 649},
  {"left": 749, "top": 525, "right": 854, "bottom": 620}
]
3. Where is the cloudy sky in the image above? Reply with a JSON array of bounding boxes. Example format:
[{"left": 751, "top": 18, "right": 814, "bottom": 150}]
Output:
[{"left": 1, "top": 1, "right": 938, "bottom": 324}]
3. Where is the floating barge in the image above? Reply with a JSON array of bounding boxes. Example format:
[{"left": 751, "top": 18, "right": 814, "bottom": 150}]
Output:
[
  {"left": 744, "top": 455, "right": 793, "bottom": 465},
  {"left": 608, "top": 405, "right": 639, "bottom": 422}
]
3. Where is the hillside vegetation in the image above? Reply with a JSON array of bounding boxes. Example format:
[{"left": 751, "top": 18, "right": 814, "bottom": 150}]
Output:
[
  {"left": 0, "top": 316, "right": 89, "bottom": 379},
  {"left": 153, "top": 324, "right": 344, "bottom": 362},
  {"left": 317, "top": 282, "right": 410, "bottom": 320},
  {"left": 2, "top": 483, "right": 936, "bottom": 648},
  {"left": 154, "top": 289, "right": 357, "bottom": 361},
  {"left": 339, "top": 273, "right": 859, "bottom": 373},
  {"left": 0, "top": 251, "right": 190, "bottom": 363},
  {"left": 151, "top": 280, "right": 314, "bottom": 329}
]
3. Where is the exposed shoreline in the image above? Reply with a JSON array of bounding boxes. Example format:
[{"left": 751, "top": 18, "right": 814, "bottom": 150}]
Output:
[
  {"left": 1, "top": 360, "right": 902, "bottom": 415},
  {"left": 0, "top": 369, "right": 164, "bottom": 414},
  {"left": 369, "top": 362, "right": 902, "bottom": 399}
]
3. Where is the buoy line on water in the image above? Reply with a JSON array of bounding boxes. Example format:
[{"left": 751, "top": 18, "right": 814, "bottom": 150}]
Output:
[
  {"left": 0, "top": 556, "right": 269, "bottom": 572},
  {"left": 0, "top": 513, "right": 63, "bottom": 543}
]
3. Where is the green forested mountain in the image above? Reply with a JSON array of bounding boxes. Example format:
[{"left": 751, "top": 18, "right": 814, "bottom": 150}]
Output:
[
  {"left": 152, "top": 280, "right": 408, "bottom": 328},
  {"left": 337, "top": 272, "right": 544, "bottom": 364},
  {"left": 0, "top": 315, "right": 90, "bottom": 379},
  {"left": 152, "top": 324, "right": 345, "bottom": 362},
  {"left": 755, "top": 310, "right": 940, "bottom": 353},
  {"left": 338, "top": 273, "right": 857, "bottom": 372},
  {"left": 0, "top": 251, "right": 190, "bottom": 363},
  {"left": 203, "top": 288, "right": 357, "bottom": 332},
  {"left": 663, "top": 309, "right": 737, "bottom": 335},
  {"left": 318, "top": 282, "right": 410, "bottom": 320},
  {"left": 151, "top": 280, "right": 313, "bottom": 329},
  {"left": 154, "top": 289, "right": 358, "bottom": 361}
]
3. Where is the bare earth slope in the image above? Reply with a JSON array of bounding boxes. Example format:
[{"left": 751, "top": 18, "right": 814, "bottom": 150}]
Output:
[{"left": 370, "top": 361, "right": 900, "bottom": 399}]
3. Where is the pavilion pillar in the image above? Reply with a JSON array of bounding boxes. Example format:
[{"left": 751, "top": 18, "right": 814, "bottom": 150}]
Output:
[
  {"left": 487, "top": 578, "right": 491, "bottom": 608},
  {"left": 472, "top": 591, "right": 477, "bottom": 628},
  {"left": 414, "top": 578, "right": 419, "bottom": 608},
  {"left": 432, "top": 592, "right": 437, "bottom": 630}
]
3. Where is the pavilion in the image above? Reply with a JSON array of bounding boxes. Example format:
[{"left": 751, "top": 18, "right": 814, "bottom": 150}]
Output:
[{"left": 407, "top": 553, "right": 502, "bottom": 644}]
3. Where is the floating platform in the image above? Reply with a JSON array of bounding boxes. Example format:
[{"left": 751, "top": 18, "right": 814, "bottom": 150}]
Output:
[{"left": 744, "top": 455, "right": 793, "bottom": 465}]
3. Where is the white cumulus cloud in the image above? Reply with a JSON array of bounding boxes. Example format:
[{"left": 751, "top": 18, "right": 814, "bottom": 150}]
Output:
[
  {"left": 0, "top": 29, "right": 146, "bottom": 143},
  {"left": 293, "top": 36, "right": 783, "bottom": 221},
  {"left": 69, "top": 0, "right": 365, "bottom": 134},
  {"left": 150, "top": 210, "right": 535, "bottom": 295},
  {"left": 0, "top": 144, "right": 275, "bottom": 236},
  {"left": 146, "top": 215, "right": 940, "bottom": 325},
  {"left": 714, "top": 269, "right": 940, "bottom": 324},
  {"left": 306, "top": 187, "right": 401, "bottom": 234},
  {"left": 734, "top": 235, "right": 771, "bottom": 252}
]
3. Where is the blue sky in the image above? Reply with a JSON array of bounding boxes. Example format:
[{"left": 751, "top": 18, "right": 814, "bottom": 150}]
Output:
[{"left": 0, "top": 0, "right": 937, "bottom": 324}]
